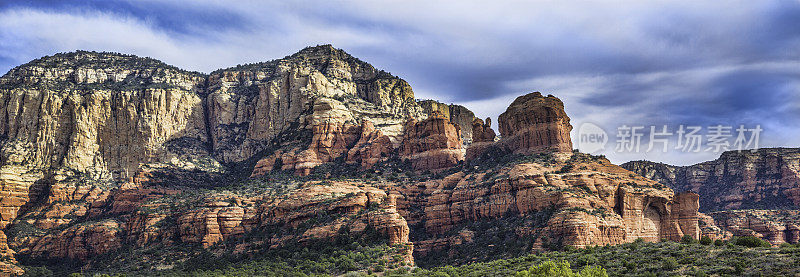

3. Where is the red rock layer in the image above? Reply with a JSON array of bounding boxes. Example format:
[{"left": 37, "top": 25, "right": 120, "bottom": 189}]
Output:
[
  {"left": 346, "top": 121, "right": 394, "bottom": 169},
  {"left": 400, "top": 112, "right": 465, "bottom": 171},
  {"left": 497, "top": 92, "right": 573, "bottom": 154},
  {"left": 465, "top": 118, "right": 497, "bottom": 160},
  {"left": 708, "top": 209, "right": 800, "bottom": 245},
  {"left": 622, "top": 148, "right": 800, "bottom": 211},
  {"left": 9, "top": 181, "right": 414, "bottom": 265},
  {"left": 252, "top": 120, "right": 396, "bottom": 176},
  {"left": 394, "top": 157, "right": 700, "bottom": 256}
]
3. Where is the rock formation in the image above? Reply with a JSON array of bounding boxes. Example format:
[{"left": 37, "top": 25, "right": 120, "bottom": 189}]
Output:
[
  {"left": 465, "top": 117, "right": 497, "bottom": 160},
  {"left": 345, "top": 120, "right": 394, "bottom": 169},
  {"left": 0, "top": 51, "right": 211, "bottom": 182},
  {"left": 0, "top": 46, "right": 707, "bottom": 274},
  {"left": 706, "top": 210, "right": 800, "bottom": 245},
  {"left": 464, "top": 92, "right": 572, "bottom": 162},
  {"left": 418, "top": 100, "right": 477, "bottom": 143},
  {"left": 395, "top": 153, "right": 698, "bottom": 258},
  {"left": 206, "top": 46, "right": 425, "bottom": 165},
  {"left": 622, "top": 148, "right": 800, "bottom": 211},
  {"left": 400, "top": 111, "right": 465, "bottom": 171},
  {"left": 497, "top": 92, "right": 573, "bottom": 154}
]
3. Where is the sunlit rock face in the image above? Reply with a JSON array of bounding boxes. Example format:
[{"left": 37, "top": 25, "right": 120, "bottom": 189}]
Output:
[
  {"left": 497, "top": 92, "right": 573, "bottom": 155},
  {"left": 418, "top": 100, "right": 477, "bottom": 143},
  {"left": 0, "top": 46, "right": 706, "bottom": 273},
  {"left": 400, "top": 111, "right": 465, "bottom": 171},
  {"left": 207, "top": 45, "right": 425, "bottom": 165}
]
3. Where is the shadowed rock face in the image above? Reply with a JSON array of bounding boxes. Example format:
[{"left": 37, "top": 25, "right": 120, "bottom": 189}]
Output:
[
  {"left": 623, "top": 148, "right": 800, "bottom": 246},
  {"left": 0, "top": 47, "right": 702, "bottom": 273},
  {"left": 707, "top": 209, "right": 800, "bottom": 245},
  {"left": 622, "top": 148, "right": 800, "bottom": 211}
]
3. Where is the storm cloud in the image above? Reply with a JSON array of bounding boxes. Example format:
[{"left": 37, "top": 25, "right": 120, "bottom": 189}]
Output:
[{"left": 1, "top": 0, "right": 798, "bottom": 165}]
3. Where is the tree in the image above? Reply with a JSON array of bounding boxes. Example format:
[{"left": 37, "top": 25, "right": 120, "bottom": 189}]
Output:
[
  {"left": 731, "top": 236, "right": 771, "bottom": 248},
  {"left": 516, "top": 260, "right": 608, "bottom": 277}
]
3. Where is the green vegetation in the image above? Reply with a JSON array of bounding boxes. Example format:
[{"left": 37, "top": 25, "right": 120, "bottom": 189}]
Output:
[
  {"left": 25, "top": 236, "right": 800, "bottom": 276},
  {"left": 515, "top": 260, "right": 607, "bottom": 277},
  {"left": 730, "top": 236, "right": 772, "bottom": 248},
  {"left": 407, "top": 240, "right": 800, "bottom": 277},
  {"left": 413, "top": 208, "right": 557, "bottom": 268}
]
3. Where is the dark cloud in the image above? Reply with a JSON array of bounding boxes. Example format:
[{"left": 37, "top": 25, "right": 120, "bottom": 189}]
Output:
[
  {"left": 0, "top": 1, "right": 798, "bottom": 165},
  {"left": 1, "top": 0, "right": 252, "bottom": 37}
]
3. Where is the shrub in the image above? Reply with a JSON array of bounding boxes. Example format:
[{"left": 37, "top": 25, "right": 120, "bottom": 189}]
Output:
[
  {"left": 731, "top": 236, "right": 771, "bottom": 248},
  {"left": 23, "top": 267, "right": 55, "bottom": 277},
  {"left": 699, "top": 236, "right": 712, "bottom": 245},
  {"left": 733, "top": 260, "right": 749, "bottom": 274},
  {"left": 516, "top": 260, "right": 608, "bottom": 277},
  {"left": 662, "top": 257, "right": 679, "bottom": 270},
  {"left": 681, "top": 235, "right": 697, "bottom": 244},
  {"left": 713, "top": 239, "right": 725, "bottom": 246},
  {"left": 556, "top": 164, "right": 574, "bottom": 174}
]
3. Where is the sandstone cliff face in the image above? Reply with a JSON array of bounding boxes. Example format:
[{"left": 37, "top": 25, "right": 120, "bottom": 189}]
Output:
[
  {"left": 418, "top": 100, "right": 477, "bottom": 143},
  {"left": 400, "top": 112, "right": 465, "bottom": 171},
  {"left": 622, "top": 148, "right": 800, "bottom": 211},
  {"left": 0, "top": 48, "right": 707, "bottom": 274},
  {"left": 465, "top": 117, "right": 497, "bottom": 160},
  {"left": 395, "top": 153, "right": 698, "bottom": 258},
  {"left": 497, "top": 92, "right": 573, "bottom": 154},
  {"left": 0, "top": 51, "right": 212, "bottom": 182},
  {"left": 207, "top": 46, "right": 425, "bottom": 164},
  {"left": 707, "top": 209, "right": 800, "bottom": 245}
]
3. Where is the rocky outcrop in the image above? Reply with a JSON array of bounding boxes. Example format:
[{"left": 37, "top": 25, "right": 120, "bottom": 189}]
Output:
[
  {"left": 497, "top": 92, "right": 573, "bottom": 154},
  {"left": 471, "top": 117, "right": 496, "bottom": 143},
  {"left": 464, "top": 92, "right": 572, "bottom": 162},
  {"left": 250, "top": 118, "right": 395, "bottom": 176},
  {"left": 206, "top": 45, "right": 425, "bottom": 164},
  {"left": 7, "top": 180, "right": 414, "bottom": 266},
  {"left": 622, "top": 148, "right": 800, "bottom": 211},
  {"left": 396, "top": 153, "right": 699, "bottom": 257},
  {"left": 0, "top": 51, "right": 212, "bottom": 182},
  {"left": 400, "top": 112, "right": 465, "bottom": 171},
  {"left": 465, "top": 117, "right": 497, "bottom": 160},
  {"left": 176, "top": 198, "right": 257, "bottom": 247},
  {"left": 0, "top": 47, "right": 711, "bottom": 274},
  {"left": 418, "top": 100, "right": 477, "bottom": 143},
  {"left": 707, "top": 209, "right": 800, "bottom": 245},
  {"left": 345, "top": 121, "right": 394, "bottom": 169},
  {"left": 27, "top": 220, "right": 122, "bottom": 261}
]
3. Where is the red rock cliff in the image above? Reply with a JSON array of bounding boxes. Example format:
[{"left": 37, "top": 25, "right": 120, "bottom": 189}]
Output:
[
  {"left": 497, "top": 92, "right": 573, "bottom": 154},
  {"left": 400, "top": 112, "right": 465, "bottom": 171}
]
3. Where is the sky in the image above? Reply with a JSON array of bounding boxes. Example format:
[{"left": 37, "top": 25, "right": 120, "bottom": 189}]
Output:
[{"left": 1, "top": 0, "right": 799, "bottom": 166}]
